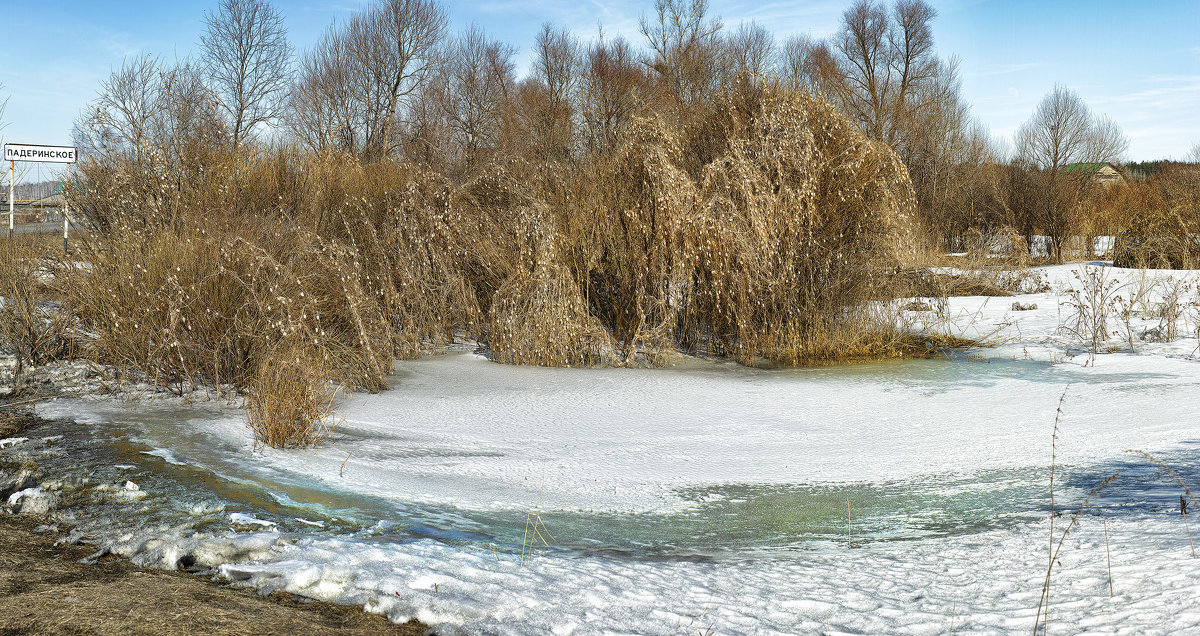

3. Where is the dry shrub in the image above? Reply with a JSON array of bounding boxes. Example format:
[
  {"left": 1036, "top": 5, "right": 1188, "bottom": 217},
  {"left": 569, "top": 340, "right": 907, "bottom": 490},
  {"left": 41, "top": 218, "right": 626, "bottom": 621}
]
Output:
[
  {"left": 1111, "top": 166, "right": 1200, "bottom": 269},
  {"left": 695, "top": 86, "right": 916, "bottom": 363},
  {"left": 245, "top": 339, "right": 340, "bottom": 449},
  {"left": 955, "top": 226, "right": 1032, "bottom": 267},
  {"left": 895, "top": 226, "right": 1042, "bottom": 299},
  {"left": 67, "top": 150, "right": 403, "bottom": 447},
  {"left": 580, "top": 80, "right": 918, "bottom": 365},
  {"left": 892, "top": 270, "right": 1033, "bottom": 299},
  {"left": 234, "top": 151, "right": 512, "bottom": 356},
  {"left": 488, "top": 204, "right": 613, "bottom": 366},
  {"left": 66, "top": 145, "right": 532, "bottom": 445},
  {"left": 1112, "top": 211, "right": 1199, "bottom": 269},
  {"left": 0, "top": 237, "right": 74, "bottom": 390},
  {"left": 584, "top": 116, "right": 694, "bottom": 364},
  {"left": 65, "top": 217, "right": 391, "bottom": 396},
  {"left": 488, "top": 80, "right": 922, "bottom": 366},
  {"left": 72, "top": 143, "right": 235, "bottom": 234},
  {"left": 61, "top": 78, "right": 937, "bottom": 446}
]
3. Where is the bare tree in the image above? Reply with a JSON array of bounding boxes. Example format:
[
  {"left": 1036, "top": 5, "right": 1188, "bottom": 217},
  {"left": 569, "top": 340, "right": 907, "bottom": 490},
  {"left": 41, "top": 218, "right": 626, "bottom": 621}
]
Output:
[
  {"left": 902, "top": 58, "right": 1001, "bottom": 248},
  {"left": 285, "top": 0, "right": 446, "bottom": 161},
  {"left": 74, "top": 57, "right": 226, "bottom": 231},
  {"left": 779, "top": 34, "right": 825, "bottom": 95},
  {"left": 1086, "top": 115, "right": 1128, "bottom": 164},
  {"left": 1015, "top": 84, "right": 1129, "bottom": 260},
  {"left": 75, "top": 54, "right": 162, "bottom": 162},
  {"left": 76, "top": 56, "right": 224, "bottom": 165},
  {"left": 1190, "top": 141, "right": 1200, "bottom": 163},
  {"left": 1017, "top": 85, "right": 1096, "bottom": 173},
  {"left": 434, "top": 25, "right": 516, "bottom": 170},
  {"left": 153, "top": 60, "right": 228, "bottom": 169},
  {"left": 200, "top": 0, "right": 293, "bottom": 149},
  {"left": 535, "top": 24, "right": 580, "bottom": 112},
  {"left": 809, "top": 0, "right": 1009, "bottom": 251},
  {"left": 825, "top": 0, "right": 939, "bottom": 146},
  {"left": 528, "top": 23, "right": 580, "bottom": 162},
  {"left": 639, "top": 0, "right": 723, "bottom": 105},
  {"left": 357, "top": 0, "right": 448, "bottom": 160},
  {"left": 397, "top": 78, "right": 450, "bottom": 168},
  {"left": 288, "top": 25, "right": 357, "bottom": 154},
  {"left": 580, "top": 33, "right": 646, "bottom": 155},
  {"left": 725, "top": 21, "right": 774, "bottom": 78}
]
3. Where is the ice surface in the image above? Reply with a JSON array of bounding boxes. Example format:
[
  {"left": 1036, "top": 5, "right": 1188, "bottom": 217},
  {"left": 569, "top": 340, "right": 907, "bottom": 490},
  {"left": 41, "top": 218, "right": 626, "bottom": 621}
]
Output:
[
  {"left": 7, "top": 487, "right": 40, "bottom": 507},
  {"left": 0, "top": 437, "right": 28, "bottom": 449},
  {"left": 27, "top": 264, "right": 1200, "bottom": 634},
  {"left": 230, "top": 512, "right": 277, "bottom": 529}
]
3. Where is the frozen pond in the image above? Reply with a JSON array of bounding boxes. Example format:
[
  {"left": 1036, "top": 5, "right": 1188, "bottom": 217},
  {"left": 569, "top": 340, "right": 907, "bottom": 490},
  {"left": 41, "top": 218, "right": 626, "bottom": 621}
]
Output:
[
  {"left": 19, "top": 336, "right": 1200, "bottom": 634},
  {"left": 14, "top": 264, "right": 1200, "bottom": 636}
]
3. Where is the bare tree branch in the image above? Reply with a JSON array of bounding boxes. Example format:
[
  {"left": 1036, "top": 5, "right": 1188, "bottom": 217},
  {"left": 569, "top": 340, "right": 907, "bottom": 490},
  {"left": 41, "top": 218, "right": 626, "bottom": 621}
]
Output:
[
  {"left": 285, "top": 0, "right": 446, "bottom": 161},
  {"left": 529, "top": 23, "right": 580, "bottom": 161},
  {"left": 639, "top": 0, "right": 723, "bottom": 105},
  {"left": 580, "top": 33, "right": 646, "bottom": 155},
  {"left": 433, "top": 24, "right": 515, "bottom": 170}
]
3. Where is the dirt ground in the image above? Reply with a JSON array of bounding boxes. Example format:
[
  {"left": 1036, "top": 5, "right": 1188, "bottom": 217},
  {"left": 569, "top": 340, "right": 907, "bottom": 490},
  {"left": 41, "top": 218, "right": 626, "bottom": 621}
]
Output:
[{"left": 0, "top": 408, "right": 427, "bottom": 636}]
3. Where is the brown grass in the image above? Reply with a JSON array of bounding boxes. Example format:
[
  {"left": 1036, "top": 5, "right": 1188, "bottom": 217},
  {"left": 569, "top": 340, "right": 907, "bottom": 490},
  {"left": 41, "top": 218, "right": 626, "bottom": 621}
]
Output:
[{"left": 0, "top": 236, "right": 76, "bottom": 393}]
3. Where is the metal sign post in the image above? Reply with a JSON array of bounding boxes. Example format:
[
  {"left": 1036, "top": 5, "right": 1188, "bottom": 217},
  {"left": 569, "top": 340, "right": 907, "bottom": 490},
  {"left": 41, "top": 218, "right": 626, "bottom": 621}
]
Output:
[
  {"left": 7, "top": 160, "right": 12, "bottom": 238},
  {"left": 63, "top": 163, "right": 71, "bottom": 253}
]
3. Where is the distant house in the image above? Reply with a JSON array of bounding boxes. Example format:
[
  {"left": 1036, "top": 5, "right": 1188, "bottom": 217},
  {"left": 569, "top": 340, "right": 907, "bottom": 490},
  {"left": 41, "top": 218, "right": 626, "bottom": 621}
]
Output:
[{"left": 1062, "top": 162, "right": 1125, "bottom": 187}]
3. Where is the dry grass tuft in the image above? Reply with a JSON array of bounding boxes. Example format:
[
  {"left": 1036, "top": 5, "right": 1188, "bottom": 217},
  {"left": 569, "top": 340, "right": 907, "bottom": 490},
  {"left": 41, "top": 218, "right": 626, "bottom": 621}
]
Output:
[{"left": 245, "top": 339, "right": 341, "bottom": 449}]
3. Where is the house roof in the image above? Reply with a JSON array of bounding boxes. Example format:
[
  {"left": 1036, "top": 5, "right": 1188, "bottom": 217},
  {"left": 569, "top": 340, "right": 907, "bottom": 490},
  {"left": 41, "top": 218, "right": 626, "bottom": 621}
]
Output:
[{"left": 1062, "top": 162, "right": 1118, "bottom": 173}]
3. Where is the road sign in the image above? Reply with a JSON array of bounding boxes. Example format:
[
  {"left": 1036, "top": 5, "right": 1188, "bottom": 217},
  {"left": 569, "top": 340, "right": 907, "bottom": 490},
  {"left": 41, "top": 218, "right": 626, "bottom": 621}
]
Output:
[
  {"left": 4, "top": 144, "right": 77, "bottom": 164},
  {"left": 5, "top": 143, "right": 77, "bottom": 249}
]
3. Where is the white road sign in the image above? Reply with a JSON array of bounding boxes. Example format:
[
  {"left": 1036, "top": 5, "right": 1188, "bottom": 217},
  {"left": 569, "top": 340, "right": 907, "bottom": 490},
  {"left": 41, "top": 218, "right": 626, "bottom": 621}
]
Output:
[{"left": 4, "top": 143, "right": 77, "bottom": 163}]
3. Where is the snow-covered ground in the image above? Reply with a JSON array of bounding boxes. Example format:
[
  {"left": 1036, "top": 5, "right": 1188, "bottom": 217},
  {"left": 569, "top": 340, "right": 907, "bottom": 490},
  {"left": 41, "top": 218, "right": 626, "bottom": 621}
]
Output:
[{"left": 18, "top": 263, "right": 1200, "bottom": 634}]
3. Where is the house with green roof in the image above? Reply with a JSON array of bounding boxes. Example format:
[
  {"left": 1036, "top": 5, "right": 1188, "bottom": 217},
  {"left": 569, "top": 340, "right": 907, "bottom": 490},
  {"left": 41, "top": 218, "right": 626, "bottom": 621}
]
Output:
[{"left": 1062, "top": 162, "right": 1125, "bottom": 187}]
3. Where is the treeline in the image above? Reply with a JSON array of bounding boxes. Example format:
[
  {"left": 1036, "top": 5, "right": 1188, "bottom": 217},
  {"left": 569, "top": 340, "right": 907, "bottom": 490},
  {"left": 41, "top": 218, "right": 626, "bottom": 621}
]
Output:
[
  {"left": 71, "top": 0, "right": 1192, "bottom": 261},
  {"left": 3, "top": 181, "right": 58, "bottom": 201},
  {"left": 1104, "top": 163, "right": 1200, "bottom": 268},
  {"left": 74, "top": 0, "right": 994, "bottom": 244}
]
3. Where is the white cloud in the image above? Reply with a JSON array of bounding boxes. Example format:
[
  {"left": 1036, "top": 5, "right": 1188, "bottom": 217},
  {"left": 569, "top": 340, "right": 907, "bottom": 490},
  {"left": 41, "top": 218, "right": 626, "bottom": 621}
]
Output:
[
  {"left": 1089, "top": 75, "right": 1200, "bottom": 113},
  {"left": 1085, "top": 75, "right": 1200, "bottom": 158}
]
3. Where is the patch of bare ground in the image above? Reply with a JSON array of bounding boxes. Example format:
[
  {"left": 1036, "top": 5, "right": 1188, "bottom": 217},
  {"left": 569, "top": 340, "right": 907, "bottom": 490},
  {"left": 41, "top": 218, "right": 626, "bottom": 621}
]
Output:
[{"left": 0, "top": 513, "right": 426, "bottom": 636}]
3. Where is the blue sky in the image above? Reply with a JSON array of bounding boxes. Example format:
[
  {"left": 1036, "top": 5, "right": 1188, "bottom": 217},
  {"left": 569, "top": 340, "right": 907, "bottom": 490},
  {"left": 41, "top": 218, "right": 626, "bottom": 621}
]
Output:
[{"left": 2, "top": 0, "right": 1197, "bottom": 163}]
